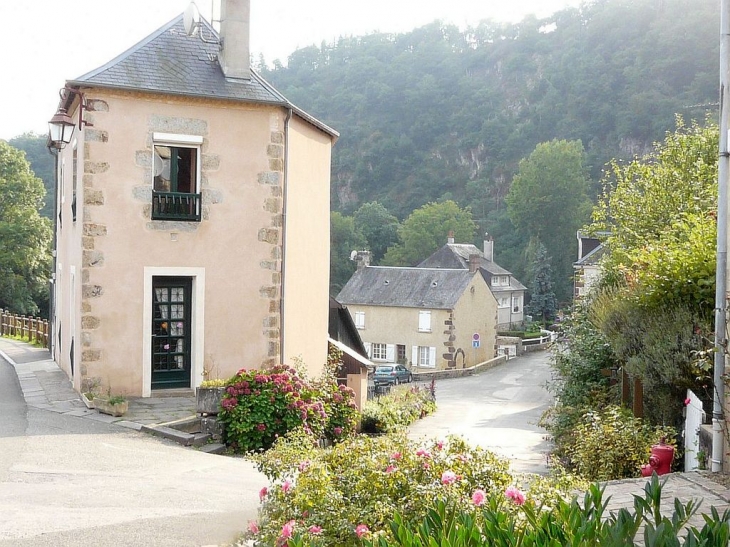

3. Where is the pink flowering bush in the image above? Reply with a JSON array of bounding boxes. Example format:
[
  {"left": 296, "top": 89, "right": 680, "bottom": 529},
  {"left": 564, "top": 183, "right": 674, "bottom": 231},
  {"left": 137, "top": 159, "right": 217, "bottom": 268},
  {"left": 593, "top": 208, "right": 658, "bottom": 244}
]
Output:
[
  {"left": 218, "top": 352, "right": 359, "bottom": 453},
  {"left": 247, "top": 432, "right": 512, "bottom": 546},
  {"left": 218, "top": 364, "right": 326, "bottom": 452}
]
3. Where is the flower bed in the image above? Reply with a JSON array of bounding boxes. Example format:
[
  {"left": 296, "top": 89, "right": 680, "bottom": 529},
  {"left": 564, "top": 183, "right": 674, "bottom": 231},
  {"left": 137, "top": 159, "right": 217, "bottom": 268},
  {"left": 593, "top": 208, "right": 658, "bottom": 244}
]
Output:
[{"left": 245, "top": 431, "right": 572, "bottom": 546}]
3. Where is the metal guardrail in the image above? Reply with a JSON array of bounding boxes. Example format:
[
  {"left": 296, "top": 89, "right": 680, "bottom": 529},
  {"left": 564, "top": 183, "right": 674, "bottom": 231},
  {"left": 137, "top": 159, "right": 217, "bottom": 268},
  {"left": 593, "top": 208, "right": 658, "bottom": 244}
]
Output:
[
  {"left": 0, "top": 308, "right": 50, "bottom": 348},
  {"left": 152, "top": 191, "right": 201, "bottom": 221}
]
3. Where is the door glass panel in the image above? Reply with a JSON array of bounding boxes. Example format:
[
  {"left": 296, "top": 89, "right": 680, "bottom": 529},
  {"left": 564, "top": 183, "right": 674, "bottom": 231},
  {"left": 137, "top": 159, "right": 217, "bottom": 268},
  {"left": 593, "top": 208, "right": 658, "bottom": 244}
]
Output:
[{"left": 151, "top": 277, "right": 192, "bottom": 389}]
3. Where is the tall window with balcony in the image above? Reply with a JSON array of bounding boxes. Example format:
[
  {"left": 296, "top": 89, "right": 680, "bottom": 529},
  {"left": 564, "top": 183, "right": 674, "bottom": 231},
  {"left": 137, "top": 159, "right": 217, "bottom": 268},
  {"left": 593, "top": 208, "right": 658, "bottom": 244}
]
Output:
[{"left": 152, "top": 134, "right": 202, "bottom": 221}]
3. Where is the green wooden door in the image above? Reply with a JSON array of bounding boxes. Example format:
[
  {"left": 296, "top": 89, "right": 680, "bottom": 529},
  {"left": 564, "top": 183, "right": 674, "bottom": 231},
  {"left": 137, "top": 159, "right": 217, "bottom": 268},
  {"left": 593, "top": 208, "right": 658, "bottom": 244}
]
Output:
[{"left": 151, "top": 277, "right": 192, "bottom": 389}]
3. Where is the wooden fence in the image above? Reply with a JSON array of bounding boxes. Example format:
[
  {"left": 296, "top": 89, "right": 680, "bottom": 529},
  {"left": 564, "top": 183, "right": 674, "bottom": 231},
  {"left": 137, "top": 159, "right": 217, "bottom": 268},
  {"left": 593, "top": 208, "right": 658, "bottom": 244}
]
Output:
[{"left": 0, "top": 308, "right": 50, "bottom": 348}]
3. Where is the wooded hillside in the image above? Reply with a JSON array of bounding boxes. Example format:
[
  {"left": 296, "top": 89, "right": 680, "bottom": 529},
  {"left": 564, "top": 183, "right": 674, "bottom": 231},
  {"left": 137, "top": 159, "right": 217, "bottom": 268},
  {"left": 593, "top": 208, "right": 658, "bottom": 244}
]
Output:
[{"left": 261, "top": 0, "right": 718, "bottom": 298}]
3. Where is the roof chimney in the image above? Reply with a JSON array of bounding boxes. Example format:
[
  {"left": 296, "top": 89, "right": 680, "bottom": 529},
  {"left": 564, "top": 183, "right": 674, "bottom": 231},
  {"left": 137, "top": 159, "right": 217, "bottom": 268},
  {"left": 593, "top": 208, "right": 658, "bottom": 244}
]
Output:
[
  {"left": 355, "top": 250, "right": 371, "bottom": 271},
  {"left": 469, "top": 253, "right": 481, "bottom": 273},
  {"left": 483, "top": 233, "right": 494, "bottom": 262},
  {"left": 219, "top": 0, "right": 250, "bottom": 80},
  {"left": 447, "top": 230, "right": 455, "bottom": 244}
]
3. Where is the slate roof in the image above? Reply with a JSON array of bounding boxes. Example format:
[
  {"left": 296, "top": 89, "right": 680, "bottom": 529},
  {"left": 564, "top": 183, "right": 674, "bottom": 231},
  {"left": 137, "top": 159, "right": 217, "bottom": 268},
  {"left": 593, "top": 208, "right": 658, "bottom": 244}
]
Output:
[
  {"left": 574, "top": 243, "right": 606, "bottom": 267},
  {"left": 336, "top": 267, "right": 478, "bottom": 309},
  {"left": 66, "top": 15, "right": 337, "bottom": 138},
  {"left": 418, "top": 244, "right": 527, "bottom": 291}
]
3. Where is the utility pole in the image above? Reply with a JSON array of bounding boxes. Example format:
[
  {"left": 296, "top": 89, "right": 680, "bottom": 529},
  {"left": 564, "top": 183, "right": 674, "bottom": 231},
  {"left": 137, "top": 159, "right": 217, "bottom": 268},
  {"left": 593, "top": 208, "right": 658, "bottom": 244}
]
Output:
[{"left": 713, "top": 0, "right": 730, "bottom": 473}]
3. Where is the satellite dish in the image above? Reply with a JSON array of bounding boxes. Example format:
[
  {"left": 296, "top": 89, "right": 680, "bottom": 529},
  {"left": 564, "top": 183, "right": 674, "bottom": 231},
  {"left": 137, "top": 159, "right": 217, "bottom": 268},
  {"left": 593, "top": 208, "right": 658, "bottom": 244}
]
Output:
[
  {"left": 183, "top": 2, "right": 201, "bottom": 36},
  {"left": 350, "top": 250, "right": 358, "bottom": 261}
]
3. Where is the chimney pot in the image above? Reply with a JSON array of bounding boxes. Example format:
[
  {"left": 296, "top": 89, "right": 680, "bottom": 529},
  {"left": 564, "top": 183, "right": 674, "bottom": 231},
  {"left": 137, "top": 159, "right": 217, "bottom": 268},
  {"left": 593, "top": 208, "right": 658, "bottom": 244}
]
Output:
[
  {"left": 447, "top": 230, "right": 455, "bottom": 245},
  {"left": 356, "top": 250, "right": 371, "bottom": 270},
  {"left": 483, "top": 233, "right": 494, "bottom": 262}
]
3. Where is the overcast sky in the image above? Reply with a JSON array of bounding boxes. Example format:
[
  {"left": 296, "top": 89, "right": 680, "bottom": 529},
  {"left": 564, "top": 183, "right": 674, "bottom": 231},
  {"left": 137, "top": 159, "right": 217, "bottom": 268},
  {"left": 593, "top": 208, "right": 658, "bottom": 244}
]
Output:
[{"left": 0, "top": 0, "right": 581, "bottom": 140}]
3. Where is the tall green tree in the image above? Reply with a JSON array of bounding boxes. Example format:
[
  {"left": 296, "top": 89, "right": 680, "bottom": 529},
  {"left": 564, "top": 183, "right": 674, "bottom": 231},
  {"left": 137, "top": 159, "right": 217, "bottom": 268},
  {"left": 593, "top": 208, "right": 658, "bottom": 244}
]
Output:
[
  {"left": 381, "top": 200, "right": 477, "bottom": 266},
  {"left": 526, "top": 239, "right": 558, "bottom": 323},
  {"left": 353, "top": 201, "right": 400, "bottom": 263},
  {"left": 0, "top": 141, "right": 53, "bottom": 315},
  {"left": 8, "top": 133, "right": 54, "bottom": 219},
  {"left": 330, "top": 212, "right": 367, "bottom": 295},
  {"left": 591, "top": 117, "right": 718, "bottom": 272},
  {"left": 506, "top": 139, "right": 592, "bottom": 302}
]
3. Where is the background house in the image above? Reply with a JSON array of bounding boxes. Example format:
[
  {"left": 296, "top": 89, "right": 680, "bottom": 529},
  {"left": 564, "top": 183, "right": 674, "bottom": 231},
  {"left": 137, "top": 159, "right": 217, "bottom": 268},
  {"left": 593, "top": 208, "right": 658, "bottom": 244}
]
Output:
[
  {"left": 574, "top": 231, "right": 607, "bottom": 298},
  {"left": 418, "top": 234, "right": 526, "bottom": 329},
  {"left": 49, "top": 0, "right": 337, "bottom": 397},
  {"left": 336, "top": 258, "right": 497, "bottom": 371}
]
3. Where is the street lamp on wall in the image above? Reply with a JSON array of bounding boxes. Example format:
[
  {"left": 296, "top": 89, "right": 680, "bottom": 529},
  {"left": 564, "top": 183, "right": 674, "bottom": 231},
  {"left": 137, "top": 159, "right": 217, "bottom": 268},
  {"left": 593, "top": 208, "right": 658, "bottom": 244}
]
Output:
[
  {"left": 47, "top": 86, "right": 93, "bottom": 150},
  {"left": 48, "top": 107, "right": 75, "bottom": 149}
]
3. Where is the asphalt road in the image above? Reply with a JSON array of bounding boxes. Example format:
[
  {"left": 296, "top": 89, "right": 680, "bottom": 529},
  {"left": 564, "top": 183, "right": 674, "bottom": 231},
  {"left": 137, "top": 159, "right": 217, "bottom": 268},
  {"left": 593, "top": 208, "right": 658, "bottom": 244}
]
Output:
[
  {"left": 408, "top": 351, "right": 554, "bottom": 474},
  {"left": 0, "top": 358, "right": 265, "bottom": 547}
]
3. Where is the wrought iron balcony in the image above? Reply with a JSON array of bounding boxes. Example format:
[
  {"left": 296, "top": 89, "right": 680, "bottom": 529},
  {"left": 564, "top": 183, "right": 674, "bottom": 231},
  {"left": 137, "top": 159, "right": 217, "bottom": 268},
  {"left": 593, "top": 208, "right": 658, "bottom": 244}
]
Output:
[{"left": 151, "top": 191, "right": 201, "bottom": 222}]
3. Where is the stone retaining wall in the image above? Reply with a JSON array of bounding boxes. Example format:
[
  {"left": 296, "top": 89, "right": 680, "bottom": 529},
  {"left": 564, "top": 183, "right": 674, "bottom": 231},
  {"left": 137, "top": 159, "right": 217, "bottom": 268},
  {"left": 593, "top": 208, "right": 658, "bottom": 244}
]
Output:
[{"left": 412, "top": 355, "right": 507, "bottom": 382}]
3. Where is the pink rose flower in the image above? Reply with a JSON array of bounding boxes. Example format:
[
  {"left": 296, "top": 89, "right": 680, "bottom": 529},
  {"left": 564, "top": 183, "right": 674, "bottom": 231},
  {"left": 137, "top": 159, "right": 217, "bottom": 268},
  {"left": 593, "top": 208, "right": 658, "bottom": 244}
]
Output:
[
  {"left": 441, "top": 470, "right": 457, "bottom": 485},
  {"left": 248, "top": 521, "right": 259, "bottom": 534},
  {"left": 435, "top": 440, "right": 444, "bottom": 450},
  {"left": 259, "top": 486, "right": 268, "bottom": 501},
  {"left": 355, "top": 524, "right": 370, "bottom": 538},
  {"left": 416, "top": 448, "right": 431, "bottom": 458},
  {"left": 422, "top": 462, "right": 430, "bottom": 470},
  {"left": 282, "top": 479, "right": 293, "bottom": 493},
  {"left": 390, "top": 452, "right": 402, "bottom": 460},
  {"left": 385, "top": 465, "right": 397, "bottom": 473},
  {"left": 298, "top": 460, "right": 311, "bottom": 472},
  {"left": 333, "top": 426, "right": 343, "bottom": 436},
  {"left": 505, "top": 486, "right": 526, "bottom": 505},
  {"left": 472, "top": 489, "right": 486, "bottom": 506},
  {"left": 280, "top": 519, "right": 296, "bottom": 540},
  {"left": 308, "top": 525, "right": 322, "bottom": 535}
]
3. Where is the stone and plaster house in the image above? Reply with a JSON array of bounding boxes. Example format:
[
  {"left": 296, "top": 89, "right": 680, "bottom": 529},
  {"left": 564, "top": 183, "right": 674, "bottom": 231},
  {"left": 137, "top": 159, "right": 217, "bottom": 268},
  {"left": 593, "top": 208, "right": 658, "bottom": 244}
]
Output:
[
  {"left": 336, "top": 254, "right": 498, "bottom": 371},
  {"left": 573, "top": 231, "right": 607, "bottom": 299},
  {"left": 49, "top": 0, "right": 338, "bottom": 397},
  {"left": 418, "top": 234, "right": 527, "bottom": 329}
]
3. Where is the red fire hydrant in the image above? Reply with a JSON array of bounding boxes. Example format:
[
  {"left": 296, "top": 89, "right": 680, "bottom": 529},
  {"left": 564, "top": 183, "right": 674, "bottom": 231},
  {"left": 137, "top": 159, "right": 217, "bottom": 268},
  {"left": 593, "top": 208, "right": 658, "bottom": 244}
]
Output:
[{"left": 640, "top": 438, "right": 674, "bottom": 477}]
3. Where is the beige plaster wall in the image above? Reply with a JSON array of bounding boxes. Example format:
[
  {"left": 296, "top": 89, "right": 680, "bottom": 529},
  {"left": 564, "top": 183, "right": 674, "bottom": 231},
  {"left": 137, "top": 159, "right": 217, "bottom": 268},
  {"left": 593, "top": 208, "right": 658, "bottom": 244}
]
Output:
[
  {"left": 344, "top": 273, "right": 497, "bottom": 371},
  {"left": 452, "top": 275, "right": 498, "bottom": 365},
  {"left": 53, "top": 89, "right": 332, "bottom": 396},
  {"left": 281, "top": 116, "right": 332, "bottom": 377}
]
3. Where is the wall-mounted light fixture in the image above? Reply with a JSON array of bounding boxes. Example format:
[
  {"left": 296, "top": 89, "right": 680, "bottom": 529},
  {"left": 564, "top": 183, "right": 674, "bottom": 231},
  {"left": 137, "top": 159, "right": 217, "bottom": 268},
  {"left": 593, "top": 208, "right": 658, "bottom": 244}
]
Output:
[{"left": 47, "top": 86, "right": 93, "bottom": 149}]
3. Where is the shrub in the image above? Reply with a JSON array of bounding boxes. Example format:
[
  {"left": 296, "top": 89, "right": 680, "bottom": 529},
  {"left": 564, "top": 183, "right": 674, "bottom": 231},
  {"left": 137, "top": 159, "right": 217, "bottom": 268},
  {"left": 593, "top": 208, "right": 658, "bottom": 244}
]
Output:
[
  {"left": 218, "top": 361, "right": 359, "bottom": 453},
  {"left": 360, "top": 385, "right": 436, "bottom": 434},
  {"left": 565, "top": 406, "right": 677, "bottom": 481},
  {"left": 246, "top": 432, "right": 512, "bottom": 546}
]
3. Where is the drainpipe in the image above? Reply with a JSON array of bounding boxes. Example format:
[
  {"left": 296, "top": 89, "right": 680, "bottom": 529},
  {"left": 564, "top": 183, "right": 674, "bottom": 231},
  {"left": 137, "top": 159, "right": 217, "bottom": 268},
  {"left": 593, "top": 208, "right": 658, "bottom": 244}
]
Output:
[
  {"left": 713, "top": 0, "right": 729, "bottom": 473},
  {"left": 47, "top": 145, "right": 59, "bottom": 358},
  {"left": 280, "top": 108, "right": 293, "bottom": 364}
]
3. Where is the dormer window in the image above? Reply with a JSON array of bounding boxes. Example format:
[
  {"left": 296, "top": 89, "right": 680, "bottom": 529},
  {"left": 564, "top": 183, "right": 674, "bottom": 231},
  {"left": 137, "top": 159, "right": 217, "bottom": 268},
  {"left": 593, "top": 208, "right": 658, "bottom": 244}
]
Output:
[{"left": 151, "top": 133, "right": 202, "bottom": 222}]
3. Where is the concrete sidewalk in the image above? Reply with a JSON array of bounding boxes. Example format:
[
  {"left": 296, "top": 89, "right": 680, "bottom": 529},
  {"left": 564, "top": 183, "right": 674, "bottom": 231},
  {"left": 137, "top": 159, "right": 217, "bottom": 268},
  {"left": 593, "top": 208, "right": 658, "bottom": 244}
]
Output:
[{"left": 0, "top": 337, "right": 195, "bottom": 430}]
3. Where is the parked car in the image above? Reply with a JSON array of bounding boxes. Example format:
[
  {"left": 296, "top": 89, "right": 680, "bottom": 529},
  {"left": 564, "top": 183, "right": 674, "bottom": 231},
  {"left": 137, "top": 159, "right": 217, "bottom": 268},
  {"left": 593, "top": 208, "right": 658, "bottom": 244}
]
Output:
[{"left": 373, "top": 364, "right": 413, "bottom": 386}]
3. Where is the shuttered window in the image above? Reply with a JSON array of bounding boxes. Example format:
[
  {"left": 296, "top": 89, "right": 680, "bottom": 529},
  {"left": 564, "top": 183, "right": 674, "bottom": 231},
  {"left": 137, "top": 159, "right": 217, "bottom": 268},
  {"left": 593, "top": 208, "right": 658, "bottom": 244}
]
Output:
[{"left": 418, "top": 310, "right": 431, "bottom": 332}]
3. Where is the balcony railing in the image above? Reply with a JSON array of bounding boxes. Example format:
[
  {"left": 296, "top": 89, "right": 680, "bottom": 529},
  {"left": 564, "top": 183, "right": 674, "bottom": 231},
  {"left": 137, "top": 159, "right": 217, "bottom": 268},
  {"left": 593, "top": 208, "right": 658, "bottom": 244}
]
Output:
[{"left": 152, "top": 191, "right": 201, "bottom": 222}]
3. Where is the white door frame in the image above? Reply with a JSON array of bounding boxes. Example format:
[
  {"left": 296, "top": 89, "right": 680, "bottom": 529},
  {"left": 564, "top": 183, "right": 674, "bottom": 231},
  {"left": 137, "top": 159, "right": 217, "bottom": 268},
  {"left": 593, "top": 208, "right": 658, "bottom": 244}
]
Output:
[{"left": 143, "top": 267, "right": 205, "bottom": 397}]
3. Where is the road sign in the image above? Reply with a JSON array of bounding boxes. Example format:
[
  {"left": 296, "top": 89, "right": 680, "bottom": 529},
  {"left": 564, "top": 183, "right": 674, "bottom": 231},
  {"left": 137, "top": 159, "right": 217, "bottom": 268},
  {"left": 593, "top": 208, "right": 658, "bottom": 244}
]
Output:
[
  {"left": 472, "top": 340, "right": 480, "bottom": 348},
  {"left": 472, "top": 333, "right": 480, "bottom": 341}
]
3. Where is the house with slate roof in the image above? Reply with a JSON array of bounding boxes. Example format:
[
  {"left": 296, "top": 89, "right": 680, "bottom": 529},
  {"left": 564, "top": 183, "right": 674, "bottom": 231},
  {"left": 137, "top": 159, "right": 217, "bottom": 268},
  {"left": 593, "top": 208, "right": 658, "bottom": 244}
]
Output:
[
  {"left": 574, "top": 231, "right": 608, "bottom": 298},
  {"left": 418, "top": 234, "right": 527, "bottom": 329},
  {"left": 49, "top": 0, "right": 338, "bottom": 397},
  {"left": 336, "top": 256, "right": 497, "bottom": 371}
]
